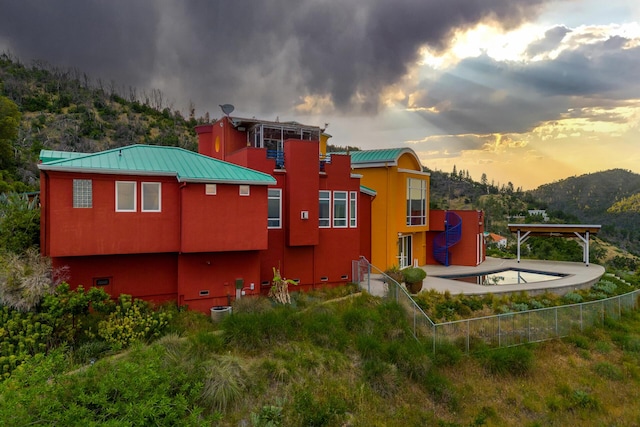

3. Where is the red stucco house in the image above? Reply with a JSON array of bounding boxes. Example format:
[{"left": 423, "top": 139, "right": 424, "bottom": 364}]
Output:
[
  {"left": 39, "top": 117, "right": 375, "bottom": 312},
  {"left": 39, "top": 144, "right": 277, "bottom": 312},
  {"left": 39, "top": 115, "right": 485, "bottom": 313}
]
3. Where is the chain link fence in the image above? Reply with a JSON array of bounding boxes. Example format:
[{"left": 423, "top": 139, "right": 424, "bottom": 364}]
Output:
[{"left": 353, "top": 257, "right": 640, "bottom": 354}]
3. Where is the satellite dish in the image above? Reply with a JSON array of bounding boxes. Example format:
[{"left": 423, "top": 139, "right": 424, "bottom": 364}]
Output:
[{"left": 219, "top": 104, "right": 235, "bottom": 116}]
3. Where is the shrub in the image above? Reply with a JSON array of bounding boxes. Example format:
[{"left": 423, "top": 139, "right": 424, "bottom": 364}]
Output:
[
  {"left": 402, "top": 267, "right": 427, "bottom": 284},
  {"left": 200, "top": 355, "right": 247, "bottom": 412},
  {"left": 97, "top": 295, "right": 171, "bottom": 350},
  {"left": 479, "top": 346, "right": 534, "bottom": 376}
]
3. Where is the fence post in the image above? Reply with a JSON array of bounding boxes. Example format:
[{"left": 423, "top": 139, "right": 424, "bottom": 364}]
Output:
[
  {"left": 367, "top": 261, "right": 371, "bottom": 294},
  {"left": 580, "top": 304, "right": 583, "bottom": 332},
  {"left": 498, "top": 315, "right": 501, "bottom": 348},
  {"left": 466, "top": 320, "right": 470, "bottom": 353},
  {"left": 555, "top": 308, "right": 558, "bottom": 337},
  {"left": 527, "top": 311, "right": 531, "bottom": 343}
]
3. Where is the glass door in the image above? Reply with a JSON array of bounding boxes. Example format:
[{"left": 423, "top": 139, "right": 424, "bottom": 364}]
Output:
[{"left": 398, "top": 234, "right": 412, "bottom": 269}]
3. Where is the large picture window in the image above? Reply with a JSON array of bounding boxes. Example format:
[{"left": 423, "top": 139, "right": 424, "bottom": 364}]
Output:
[
  {"left": 406, "top": 178, "right": 426, "bottom": 226},
  {"left": 73, "top": 179, "right": 92, "bottom": 208},
  {"left": 142, "top": 182, "right": 161, "bottom": 212},
  {"left": 116, "top": 181, "right": 136, "bottom": 212},
  {"left": 333, "top": 191, "right": 347, "bottom": 228},
  {"left": 268, "top": 188, "right": 282, "bottom": 228},
  {"left": 319, "top": 191, "right": 331, "bottom": 227}
]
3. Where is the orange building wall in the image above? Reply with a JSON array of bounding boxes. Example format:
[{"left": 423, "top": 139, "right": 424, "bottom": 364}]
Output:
[{"left": 354, "top": 154, "right": 430, "bottom": 270}]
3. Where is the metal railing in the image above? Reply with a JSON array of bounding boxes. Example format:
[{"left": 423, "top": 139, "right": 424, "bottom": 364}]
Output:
[{"left": 352, "top": 257, "right": 640, "bottom": 354}]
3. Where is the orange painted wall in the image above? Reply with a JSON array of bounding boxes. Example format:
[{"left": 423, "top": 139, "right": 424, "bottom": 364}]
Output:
[
  {"left": 354, "top": 153, "right": 430, "bottom": 270},
  {"left": 42, "top": 171, "right": 180, "bottom": 257},
  {"left": 180, "top": 182, "right": 269, "bottom": 252}
]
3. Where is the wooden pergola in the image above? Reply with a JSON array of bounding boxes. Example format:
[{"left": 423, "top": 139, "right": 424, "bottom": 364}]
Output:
[{"left": 507, "top": 224, "right": 601, "bottom": 266}]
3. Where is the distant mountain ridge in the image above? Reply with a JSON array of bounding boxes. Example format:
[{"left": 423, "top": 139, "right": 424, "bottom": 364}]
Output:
[{"left": 529, "top": 169, "right": 640, "bottom": 254}]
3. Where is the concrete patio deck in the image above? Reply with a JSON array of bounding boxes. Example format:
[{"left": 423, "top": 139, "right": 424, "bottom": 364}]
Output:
[
  {"left": 421, "top": 257, "right": 605, "bottom": 297},
  {"left": 363, "top": 257, "right": 606, "bottom": 298}
]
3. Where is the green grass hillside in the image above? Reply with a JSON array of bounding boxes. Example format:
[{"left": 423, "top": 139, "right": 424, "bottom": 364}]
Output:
[{"left": 3, "top": 287, "right": 640, "bottom": 426}]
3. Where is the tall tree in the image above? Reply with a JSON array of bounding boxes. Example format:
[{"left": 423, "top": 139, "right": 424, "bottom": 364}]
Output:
[{"left": 0, "top": 94, "right": 21, "bottom": 170}]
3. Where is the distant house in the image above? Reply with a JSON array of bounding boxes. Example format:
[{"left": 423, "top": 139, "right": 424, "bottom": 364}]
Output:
[
  {"left": 485, "top": 232, "right": 508, "bottom": 248},
  {"left": 527, "top": 209, "right": 549, "bottom": 221}
]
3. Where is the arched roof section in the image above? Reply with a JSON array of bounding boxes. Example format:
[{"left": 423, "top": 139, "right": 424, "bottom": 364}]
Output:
[{"left": 346, "top": 147, "right": 423, "bottom": 170}]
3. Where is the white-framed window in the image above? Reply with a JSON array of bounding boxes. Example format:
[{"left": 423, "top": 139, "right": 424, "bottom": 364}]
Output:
[
  {"left": 406, "top": 178, "right": 426, "bottom": 226},
  {"left": 239, "top": 185, "right": 250, "bottom": 196},
  {"left": 349, "top": 191, "right": 357, "bottom": 227},
  {"left": 73, "top": 179, "right": 92, "bottom": 208},
  {"left": 268, "top": 188, "right": 282, "bottom": 229},
  {"left": 142, "top": 182, "right": 161, "bottom": 212},
  {"left": 319, "top": 190, "right": 331, "bottom": 228},
  {"left": 333, "top": 191, "right": 347, "bottom": 228},
  {"left": 115, "top": 181, "right": 136, "bottom": 212},
  {"left": 205, "top": 184, "right": 217, "bottom": 195}
]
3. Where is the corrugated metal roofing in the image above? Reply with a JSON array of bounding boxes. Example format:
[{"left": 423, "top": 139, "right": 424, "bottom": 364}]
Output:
[
  {"left": 39, "top": 145, "right": 276, "bottom": 185},
  {"left": 39, "top": 150, "right": 88, "bottom": 164},
  {"left": 336, "top": 148, "right": 418, "bottom": 166}
]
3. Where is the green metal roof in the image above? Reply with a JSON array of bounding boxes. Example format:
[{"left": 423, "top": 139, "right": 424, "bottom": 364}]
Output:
[
  {"left": 338, "top": 148, "right": 420, "bottom": 167},
  {"left": 39, "top": 145, "right": 276, "bottom": 185},
  {"left": 40, "top": 150, "right": 88, "bottom": 164}
]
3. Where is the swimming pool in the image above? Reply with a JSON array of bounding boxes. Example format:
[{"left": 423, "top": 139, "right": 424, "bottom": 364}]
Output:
[{"left": 438, "top": 269, "right": 567, "bottom": 286}]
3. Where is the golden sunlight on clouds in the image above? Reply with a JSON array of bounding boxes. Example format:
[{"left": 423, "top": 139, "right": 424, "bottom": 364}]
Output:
[
  {"left": 294, "top": 94, "right": 334, "bottom": 115},
  {"left": 420, "top": 23, "right": 543, "bottom": 68}
]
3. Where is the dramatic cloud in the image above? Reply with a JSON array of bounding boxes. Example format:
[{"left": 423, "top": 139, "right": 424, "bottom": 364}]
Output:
[
  {"left": 0, "top": 0, "right": 548, "bottom": 115},
  {"left": 405, "top": 33, "right": 640, "bottom": 136}
]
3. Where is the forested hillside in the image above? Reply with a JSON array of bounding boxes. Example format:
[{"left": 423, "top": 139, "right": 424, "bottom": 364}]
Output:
[
  {"left": 0, "top": 53, "right": 205, "bottom": 192},
  {"left": 530, "top": 169, "right": 640, "bottom": 255}
]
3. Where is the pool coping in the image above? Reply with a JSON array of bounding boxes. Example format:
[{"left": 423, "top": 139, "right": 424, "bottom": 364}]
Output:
[{"left": 420, "top": 257, "right": 605, "bottom": 297}]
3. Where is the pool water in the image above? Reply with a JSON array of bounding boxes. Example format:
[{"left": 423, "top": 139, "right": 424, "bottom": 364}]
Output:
[{"left": 443, "top": 269, "right": 566, "bottom": 286}]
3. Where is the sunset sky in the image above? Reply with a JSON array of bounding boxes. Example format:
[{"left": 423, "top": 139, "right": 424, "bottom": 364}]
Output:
[{"left": 1, "top": 0, "right": 639, "bottom": 189}]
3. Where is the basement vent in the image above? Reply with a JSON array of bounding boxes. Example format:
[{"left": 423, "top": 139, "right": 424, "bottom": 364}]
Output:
[
  {"left": 293, "top": 278, "right": 300, "bottom": 283},
  {"left": 261, "top": 281, "right": 270, "bottom": 286},
  {"left": 94, "top": 278, "right": 110, "bottom": 286},
  {"left": 199, "top": 290, "right": 210, "bottom": 297},
  {"left": 341, "top": 275, "right": 349, "bottom": 280},
  {"left": 320, "top": 276, "right": 328, "bottom": 282}
]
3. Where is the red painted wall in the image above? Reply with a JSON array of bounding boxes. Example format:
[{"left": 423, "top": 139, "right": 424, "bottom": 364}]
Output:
[
  {"left": 177, "top": 251, "right": 261, "bottom": 312},
  {"left": 52, "top": 253, "right": 178, "bottom": 302},
  {"left": 284, "top": 140, "right": 320, "bottom": 246},
  {"left": 426, "top": 210, "right": 485, "bottom": 266},
  {"left": 196, "top": 117, "right": 247, "bottom": 161},
  {"left": 42, "top": 171, "right": 180, "bottom": 257},
  {"left": 180, "top": 182, "right": 269, "bottom": 252}
]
